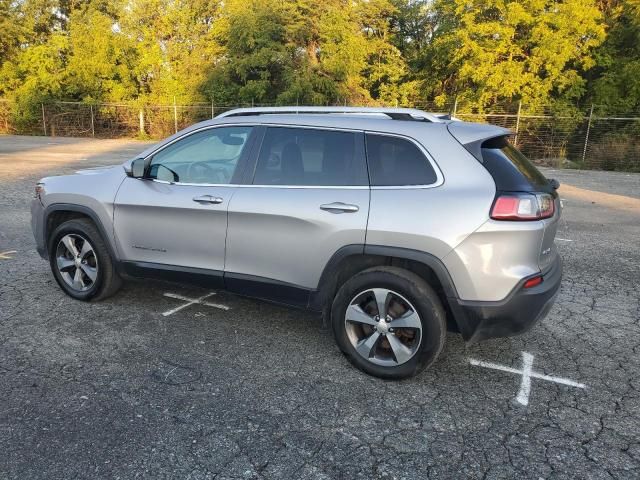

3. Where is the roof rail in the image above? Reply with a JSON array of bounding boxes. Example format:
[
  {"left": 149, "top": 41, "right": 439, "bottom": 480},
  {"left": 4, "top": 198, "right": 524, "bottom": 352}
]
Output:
[{"left": 216, "top": 106, "right": 443, "bottom": 123}]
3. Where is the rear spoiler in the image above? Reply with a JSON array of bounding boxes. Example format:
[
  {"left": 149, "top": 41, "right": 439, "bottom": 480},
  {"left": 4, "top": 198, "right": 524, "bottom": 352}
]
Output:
[{"left": 446, "top": 122, "right": 512, "bottom": 162}]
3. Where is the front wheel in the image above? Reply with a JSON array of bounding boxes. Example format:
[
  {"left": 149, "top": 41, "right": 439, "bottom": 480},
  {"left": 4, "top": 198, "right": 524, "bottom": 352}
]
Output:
[
  {"left": 331, "top": 266, "right": 446, "bottom": 379},
  {"left": 49, "top": 218, "right": 122, "bottom": 301}
]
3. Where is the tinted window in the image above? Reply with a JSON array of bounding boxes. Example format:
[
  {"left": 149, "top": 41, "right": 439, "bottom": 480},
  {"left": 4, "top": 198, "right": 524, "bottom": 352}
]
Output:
[
  {"left": 366, "top": 134, "right": 437, "bottom": 186},
  {"left": 253, "top": 127, "right": 367, "bottom": 186},
  {"left": 481, "top": 136, "right": 551, "bottom": 192},
  {"left": 149, "top": 126, "right": 253, "bottom": 184}
]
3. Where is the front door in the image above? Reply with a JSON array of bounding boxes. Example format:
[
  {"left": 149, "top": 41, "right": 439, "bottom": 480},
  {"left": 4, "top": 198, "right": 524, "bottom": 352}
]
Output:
[
  {"left": 225, "top": 126, "right": 370, "bottom": 305},
  {"left": 114, "top": 125, "right": 256, "bottom": 274}
]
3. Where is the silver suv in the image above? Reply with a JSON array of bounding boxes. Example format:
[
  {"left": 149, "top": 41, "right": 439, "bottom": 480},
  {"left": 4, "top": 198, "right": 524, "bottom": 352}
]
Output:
[{"left": 31, "top": 107, "right": 562, "bottom": 379}]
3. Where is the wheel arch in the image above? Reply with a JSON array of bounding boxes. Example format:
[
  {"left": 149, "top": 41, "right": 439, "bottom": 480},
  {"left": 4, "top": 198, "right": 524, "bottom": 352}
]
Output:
[
  {"left": 311, "top": 244, "right": 461, "bottom": 332},
  {"left": 44, "top": 204, "right": 119, "bottom": 262}
]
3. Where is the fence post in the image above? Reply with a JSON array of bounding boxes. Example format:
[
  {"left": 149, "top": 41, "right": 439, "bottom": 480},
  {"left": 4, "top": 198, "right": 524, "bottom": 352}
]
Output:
[
  {"left": 139, "top": 108, "right": 145, "bottom": 136},
  {"left": 90, "top": 104, "right": 95, "bottom": 137},
  {"left": 582, "top": 104, "right": 594, "bottom": 164},
  {"left": 514, "top": 100, "right": 522, "bottom": 146},
  {"left": 173, "top": 96, "right": 178, "bottom": 133},
  {"left": 41, "top": 103, "right": 47, "bottom": 136},
  {"left": 211, "top": 100, "right": 215, "bottom": 119},
  {"left": 452, "top": 97, "right": 458, "bottom": 116}
]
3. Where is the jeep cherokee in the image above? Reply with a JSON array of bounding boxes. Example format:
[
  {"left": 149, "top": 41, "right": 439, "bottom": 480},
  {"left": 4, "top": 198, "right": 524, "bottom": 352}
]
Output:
[{"left": 31, "top": 107, "right": 562, "bottom": 379}]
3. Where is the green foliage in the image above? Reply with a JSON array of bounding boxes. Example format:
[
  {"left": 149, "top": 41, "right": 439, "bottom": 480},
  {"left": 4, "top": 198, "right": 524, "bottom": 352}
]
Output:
[
  {"left": 203, "top": 0, "right": 291, "bottom": 104},
  {"left": 118, "top": 0, "right": 223, "bottom": 104},
  {"left": 0, "top": 32, "right": 68, "bottom": 127},
  {"left": 590, "top": 0, "right": 640, "bottom": 111},
  {"left": 417, "top": 0, "right": 605, "bottom": 110},
  {"left": 0, "top": 0, "right": 637, "bottom": 120},
  {"left": 64, "top": 5, "right": 138, "bottom": 102},
  {"left": 201, "top": 0, "right": 411, "bottom": 105}
]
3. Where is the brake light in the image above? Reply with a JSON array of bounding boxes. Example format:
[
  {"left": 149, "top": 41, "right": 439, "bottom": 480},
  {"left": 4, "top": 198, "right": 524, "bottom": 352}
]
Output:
[
  {"left": 523, "top": 275, "right": 543, "bottom": 288},
  {"left": 491, "top": 193, "right": 555, "bottom": 221}
]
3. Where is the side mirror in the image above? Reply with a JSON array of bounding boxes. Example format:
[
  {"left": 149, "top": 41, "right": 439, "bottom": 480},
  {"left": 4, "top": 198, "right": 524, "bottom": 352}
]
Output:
[{"left": 127, "top": 158, "right": 146, "bottom": 178}]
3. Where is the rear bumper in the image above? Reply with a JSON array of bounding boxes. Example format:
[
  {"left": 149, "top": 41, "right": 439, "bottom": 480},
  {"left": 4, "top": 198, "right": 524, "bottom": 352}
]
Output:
[{"left": 450, "top": 255, "right": 562, "bottom": 343}]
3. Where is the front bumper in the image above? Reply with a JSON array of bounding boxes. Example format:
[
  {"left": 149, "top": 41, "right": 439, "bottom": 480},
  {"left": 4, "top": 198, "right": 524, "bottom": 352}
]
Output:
[
  {"left": 450, "top": 255, "right": 562, "bottom": 343},
  {"left": 31, "top": 198, "right": 47, "bottom": 259}
]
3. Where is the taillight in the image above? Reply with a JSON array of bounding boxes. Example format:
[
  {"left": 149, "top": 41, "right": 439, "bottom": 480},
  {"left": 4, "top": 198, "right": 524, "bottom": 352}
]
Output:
[{"left": 491, "top": 193, "right": 555, "bottom": 221}]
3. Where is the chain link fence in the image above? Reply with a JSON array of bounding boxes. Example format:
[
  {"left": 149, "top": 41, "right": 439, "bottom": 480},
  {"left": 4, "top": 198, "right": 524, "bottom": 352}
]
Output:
[{"left": 1, "top": 99, "right": 639, "bottom": 171}]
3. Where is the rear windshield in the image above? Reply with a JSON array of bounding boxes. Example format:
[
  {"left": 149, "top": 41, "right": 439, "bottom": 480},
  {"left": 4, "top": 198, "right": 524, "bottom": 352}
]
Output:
[{"left": 481, "top": 136, "right": 551, "bottom": 192}]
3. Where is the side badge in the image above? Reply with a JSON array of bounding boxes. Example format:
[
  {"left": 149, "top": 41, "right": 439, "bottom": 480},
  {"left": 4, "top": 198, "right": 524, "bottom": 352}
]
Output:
[{"left": 133, "top": 245, "right": 167, "bottom": 253}]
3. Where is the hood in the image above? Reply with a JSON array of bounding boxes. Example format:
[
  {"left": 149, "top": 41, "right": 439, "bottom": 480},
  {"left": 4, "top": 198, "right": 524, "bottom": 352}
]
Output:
[{"left": 74, "top": 165, "right": 122, "bottom": 175}]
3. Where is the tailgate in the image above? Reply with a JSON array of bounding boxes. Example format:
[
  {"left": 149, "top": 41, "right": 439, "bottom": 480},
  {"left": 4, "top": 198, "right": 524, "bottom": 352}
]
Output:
[{"left": 539, "top": 197, "right": 562, "bottom": 273}]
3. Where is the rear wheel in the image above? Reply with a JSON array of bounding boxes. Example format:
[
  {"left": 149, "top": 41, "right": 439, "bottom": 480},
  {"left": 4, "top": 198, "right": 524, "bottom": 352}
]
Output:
[
  {"left": 49, "top": 219, "right": 122, "bottom": 301},
  {"left": 331, "top": 266, "right": 446, "bottom": 379}
]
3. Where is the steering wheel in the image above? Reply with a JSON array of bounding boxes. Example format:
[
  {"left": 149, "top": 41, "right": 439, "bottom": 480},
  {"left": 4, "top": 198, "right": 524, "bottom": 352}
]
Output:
[{"left": 187, "top": 162, "right": 229, "bottom": 184}]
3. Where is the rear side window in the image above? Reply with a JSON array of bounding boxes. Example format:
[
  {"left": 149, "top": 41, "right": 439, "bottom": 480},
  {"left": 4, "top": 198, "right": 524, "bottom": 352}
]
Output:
[
  {"left": 481, "top": 137, "right": 551, "bottom": 192},
  {"left": 253, "top": 127, "right": 367, "bottom": 186},
  {"left": 366, "top": 134, "right": 437, "bottom": 186}
]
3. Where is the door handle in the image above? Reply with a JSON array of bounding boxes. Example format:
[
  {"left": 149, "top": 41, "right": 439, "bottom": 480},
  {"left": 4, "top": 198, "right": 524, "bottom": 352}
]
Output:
[
  {"left": 320, "top": 202, "right": 359, "bottom": 213},
  {"left": 193, "top": 195, "right": 223, "bottom": 205}
]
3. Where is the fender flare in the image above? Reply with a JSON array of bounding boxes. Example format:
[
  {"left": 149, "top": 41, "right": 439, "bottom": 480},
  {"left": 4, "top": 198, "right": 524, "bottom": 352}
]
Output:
[
  {"left": 43, "top": 203, "right": 119, "bottom": 261},
  {"left": 363, "top": 245, "right": 459, "bottom": 298},
  {"left": 309, "top": 244, "right": 460, "bottom": 312}
]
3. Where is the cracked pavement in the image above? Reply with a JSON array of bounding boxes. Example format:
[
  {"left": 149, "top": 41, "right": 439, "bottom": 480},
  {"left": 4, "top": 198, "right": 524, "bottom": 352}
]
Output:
[{"left": 1, "top": 136, "right": 639, "bottom": 479}]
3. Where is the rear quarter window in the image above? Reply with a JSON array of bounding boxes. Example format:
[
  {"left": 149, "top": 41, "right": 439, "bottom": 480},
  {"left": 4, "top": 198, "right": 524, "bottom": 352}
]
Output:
[
  {"left": 365, "top": 134, "right": 437, "bottom": 186},
  {"left": 481, "top": 137, "right": 552, "bottom": 193}
]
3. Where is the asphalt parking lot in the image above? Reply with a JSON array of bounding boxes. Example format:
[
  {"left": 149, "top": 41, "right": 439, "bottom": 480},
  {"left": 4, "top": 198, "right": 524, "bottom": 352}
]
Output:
[{"left": 1, "top": 135, "right": 639, "bottom": 479}]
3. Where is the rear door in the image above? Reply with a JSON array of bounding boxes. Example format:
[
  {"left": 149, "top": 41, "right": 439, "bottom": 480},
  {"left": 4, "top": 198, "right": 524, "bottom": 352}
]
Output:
[{"left": 224, "top": 126, "right": 370, "bottom": 306}]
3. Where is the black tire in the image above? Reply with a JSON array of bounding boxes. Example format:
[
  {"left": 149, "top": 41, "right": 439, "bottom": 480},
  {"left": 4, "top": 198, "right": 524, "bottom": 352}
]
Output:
[
  {"left": 331, "top": 266, "right": 446, "bottom": 379},
  {"left": 48, "top": 218, "right": 122, "bottom": 301}
]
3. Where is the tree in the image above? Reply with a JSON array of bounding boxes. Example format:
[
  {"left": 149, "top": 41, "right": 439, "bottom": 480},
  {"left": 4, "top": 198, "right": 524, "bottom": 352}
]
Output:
[
  {"left": 202, "top": 0, "right": 291, "bottom": 104},
  {"left": 590, "top": 0, "right": 640, "bottom": 111},
  {"left": 2, "top": 0, "right": 633, "bottom": 119},
  {"left": 419, "top": 0, "right": 606, "bottom": 110},
  {"left": 0, "top": 0, "right": 26, "bottom": 66},
  {"left": 202, "top": 0, "right": 413, "bottom": 105},
  {"left": 119, "top": 0, "right": 223, "bottom": 104},
  {"left": 64, "top": 5, "right": 138, "bottom": 102}
]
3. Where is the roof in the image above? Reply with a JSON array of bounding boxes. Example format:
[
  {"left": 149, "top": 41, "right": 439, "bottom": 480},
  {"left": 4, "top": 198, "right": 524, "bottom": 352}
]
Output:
[
  {"left": 216, "top": 106, "right": 446, "bottom": 123},
  {"left": 129, "top": 106, "right": 512, "bottom": 164}
]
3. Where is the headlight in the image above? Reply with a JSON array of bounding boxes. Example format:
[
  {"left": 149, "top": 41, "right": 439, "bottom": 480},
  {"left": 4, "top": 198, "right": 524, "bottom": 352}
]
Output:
[{"left": 35, "top": 182, "right": 45, "bottom": 200}]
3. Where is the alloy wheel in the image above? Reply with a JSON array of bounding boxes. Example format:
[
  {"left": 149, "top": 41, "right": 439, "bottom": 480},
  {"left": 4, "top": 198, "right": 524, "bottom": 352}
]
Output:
[
  {"left": 55, "top": 234, "right": 98, "bottom": 292},
  {"left": 344, "top": 288, "right": 422, "bottom": 367}
]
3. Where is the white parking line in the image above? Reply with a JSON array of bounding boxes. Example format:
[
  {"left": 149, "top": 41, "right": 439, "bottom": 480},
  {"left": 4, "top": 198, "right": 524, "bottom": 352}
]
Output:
[
  {"left": 515, "top": 352, "right": 534, "bottom": 405},
  {"left": 162, "top": 292, "right": 230, "bottom": 317},
  {"left": 0, "top": 250, "right": 17, "bottom": 260},
  {"left": 470, "top": 351, "right": 586, "bottom": 406},
  {"left": 556, "top": 238, "right": 573, "bottom": 242}
]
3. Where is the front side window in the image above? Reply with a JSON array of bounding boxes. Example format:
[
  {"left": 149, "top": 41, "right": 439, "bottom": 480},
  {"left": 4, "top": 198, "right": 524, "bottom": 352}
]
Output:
[
  {"left": 148, "top": 126, "right": 253, "bottom": 184},
  {"left": 253, "top": 127, "right": 367, "bottom": 186},
  {"left": 366, "top": 134, "right": 437, "bottom": 186}
]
